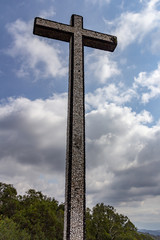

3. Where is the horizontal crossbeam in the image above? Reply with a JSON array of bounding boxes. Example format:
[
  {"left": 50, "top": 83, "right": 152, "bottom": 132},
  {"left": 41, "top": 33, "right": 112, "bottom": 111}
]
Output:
[{"left": 33, "top": 16, "right": 117, "bottom": 52}]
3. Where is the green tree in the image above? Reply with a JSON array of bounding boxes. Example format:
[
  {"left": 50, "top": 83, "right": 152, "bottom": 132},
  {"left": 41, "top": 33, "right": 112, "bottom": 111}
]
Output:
[
  {"left": 138, "top": 233, "right": 155, "bottom": 240},
  {"left": 13, "top": 189, "right": 64, "bottom": 240},
  {"left": 85, "top": 203, "right": 149, "bottom": 240},
  {"left": 0, "top": 182, "right": 19, "bottom": 218},
  {"left": 86, "top": 203, "right": 112, "bottom": 240},
  {"left": 86, "top": 207, "right": 94, "bottom": 240},
  {"left": 0, "top": 217, "right": 30, "bottom": 240}
]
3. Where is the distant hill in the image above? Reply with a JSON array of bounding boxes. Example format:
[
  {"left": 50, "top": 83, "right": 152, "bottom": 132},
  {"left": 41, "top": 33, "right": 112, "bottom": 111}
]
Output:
[{"left": 139, "top": 229, "right": 160, "bottom": 236}]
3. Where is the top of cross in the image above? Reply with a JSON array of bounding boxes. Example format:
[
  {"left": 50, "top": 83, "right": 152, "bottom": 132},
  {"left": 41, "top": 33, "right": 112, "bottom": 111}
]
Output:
[{"left": 33, "top": 14, "right": 117, "bottom": 52}]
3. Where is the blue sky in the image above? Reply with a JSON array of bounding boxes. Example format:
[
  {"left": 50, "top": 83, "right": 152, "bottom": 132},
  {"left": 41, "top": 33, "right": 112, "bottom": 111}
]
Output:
[{"left": 1, "top": 0, "right": 160, "bottom": 230}]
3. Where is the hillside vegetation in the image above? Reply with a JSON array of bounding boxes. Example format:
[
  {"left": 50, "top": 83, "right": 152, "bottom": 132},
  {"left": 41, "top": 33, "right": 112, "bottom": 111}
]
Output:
[{"left": 0, "top": 182, "right": 155, "bottom": 240}]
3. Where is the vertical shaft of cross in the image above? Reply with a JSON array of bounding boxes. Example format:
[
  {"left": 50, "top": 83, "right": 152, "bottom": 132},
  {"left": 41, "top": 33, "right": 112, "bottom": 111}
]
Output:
[
  {"left": 33, "top": 14, "right": 117, "bottom": 240},
  {"left": 64, "top": 15, "right": 85, "bottom": 240}
]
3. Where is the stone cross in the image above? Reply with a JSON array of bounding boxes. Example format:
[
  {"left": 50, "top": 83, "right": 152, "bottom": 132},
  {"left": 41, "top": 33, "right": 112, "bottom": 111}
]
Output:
[{"left": 33, "top": 14, "right": 117, "bottom": 240}]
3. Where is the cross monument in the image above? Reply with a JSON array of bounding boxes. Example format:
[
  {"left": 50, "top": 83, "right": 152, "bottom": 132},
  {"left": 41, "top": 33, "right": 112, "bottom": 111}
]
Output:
[{"left": 33, "top": 14, "right": 117, "bottom": 240}]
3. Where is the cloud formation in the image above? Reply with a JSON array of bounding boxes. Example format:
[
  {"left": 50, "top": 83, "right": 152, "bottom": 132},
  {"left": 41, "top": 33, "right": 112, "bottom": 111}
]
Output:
[
  {"left": 0, "top": 95, "right": 67, "bottom": 199},
  {"left": 86, "top": 51, "right": 120, "bottom": 84},
  {"left": 85, "top": 99, "right": 160, "bottom": 227},
  {"left": 134, "top": 63, "right": 160, "bottom": 103},
  {"left": 39, "top": 7, "right": 55, "bottom": 19},
  {"left": 107, "top": 0, "right": 160, "bottom": 50},
  {"left": 1, "top": 93, "right": 160, "bottom": 227},
  {"left": 86, "top": 83, "right": 137, "bottom": 108},
  {"left": 6, "top": 19, "right": 67, "bottom": 80}
]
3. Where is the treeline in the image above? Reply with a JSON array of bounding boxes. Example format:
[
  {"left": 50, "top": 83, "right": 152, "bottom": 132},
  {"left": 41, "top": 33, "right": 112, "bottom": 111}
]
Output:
[{"left": 0, "top": 182, "right": 154, "bottom": 240}]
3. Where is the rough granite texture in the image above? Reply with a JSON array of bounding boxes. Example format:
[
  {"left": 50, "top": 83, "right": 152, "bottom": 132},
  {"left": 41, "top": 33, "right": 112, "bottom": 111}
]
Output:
[{"left": 33, "top": 14, "right": 117, "bottom": 240}]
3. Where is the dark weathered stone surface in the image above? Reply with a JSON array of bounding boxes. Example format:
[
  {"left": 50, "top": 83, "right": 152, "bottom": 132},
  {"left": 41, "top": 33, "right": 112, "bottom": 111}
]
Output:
[
  {"left": 33, "top": 14, "right": 117, "bottom": 240},
  {"left": 33, "top": 15, "right": 117, "bottom": 51},
  {"left": 63, "top": 15, "right": 85, "bottom": 240}
]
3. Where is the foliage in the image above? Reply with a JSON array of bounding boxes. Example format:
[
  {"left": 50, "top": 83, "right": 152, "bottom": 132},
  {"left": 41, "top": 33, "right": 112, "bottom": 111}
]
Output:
[
  {"left": 0, "top": 182, "right": 63, "bottom": 240},
  {"left": 86, "top": 203, "right": 154, "bottom": 240},
  {"left": 0, "top": 182, "right": 155, "bottom": 240},
  {"left": 0, "top": 217, "right": 30, "bottom": 240},
  {"left": 0, "top": 182, "right": 19, "bottom": 218},
  {"left": 13, "top": 189, "right": 63, "bottom": 239}
]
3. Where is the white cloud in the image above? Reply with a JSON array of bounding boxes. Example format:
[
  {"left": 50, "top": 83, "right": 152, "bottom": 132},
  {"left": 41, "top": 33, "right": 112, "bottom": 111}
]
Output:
[
  {"left": 86, "top": 83, "right": 137, "bottom": 109},
  {"left": 134, "top": 63, "right": 160, "bottom": 103},
  {"left": 6, "top": 19, "right": 67, "bottom": 80},
  {"left": 0, "top": 94, "right": 160, "bottom": 227},
  {"left": 0, "top": 95, "right": 67, "bottom": 199},
  {"left": 107, "top": 0, "right": 160, "bottom": 50},
  {"left": 86, "top": 103, "right": 153, "bottom": 173},
  {"left": 86, "top": 51, "right": 120, "bottom": 84},
  {"left": 85, "top": 102, "right": 160, "bottom": 227},
  {"left": 116, "top": 195, "right": 160, "bottom": 230},
  {"left": 39, "top": 7, "right": 55, "bottom": 19}
]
